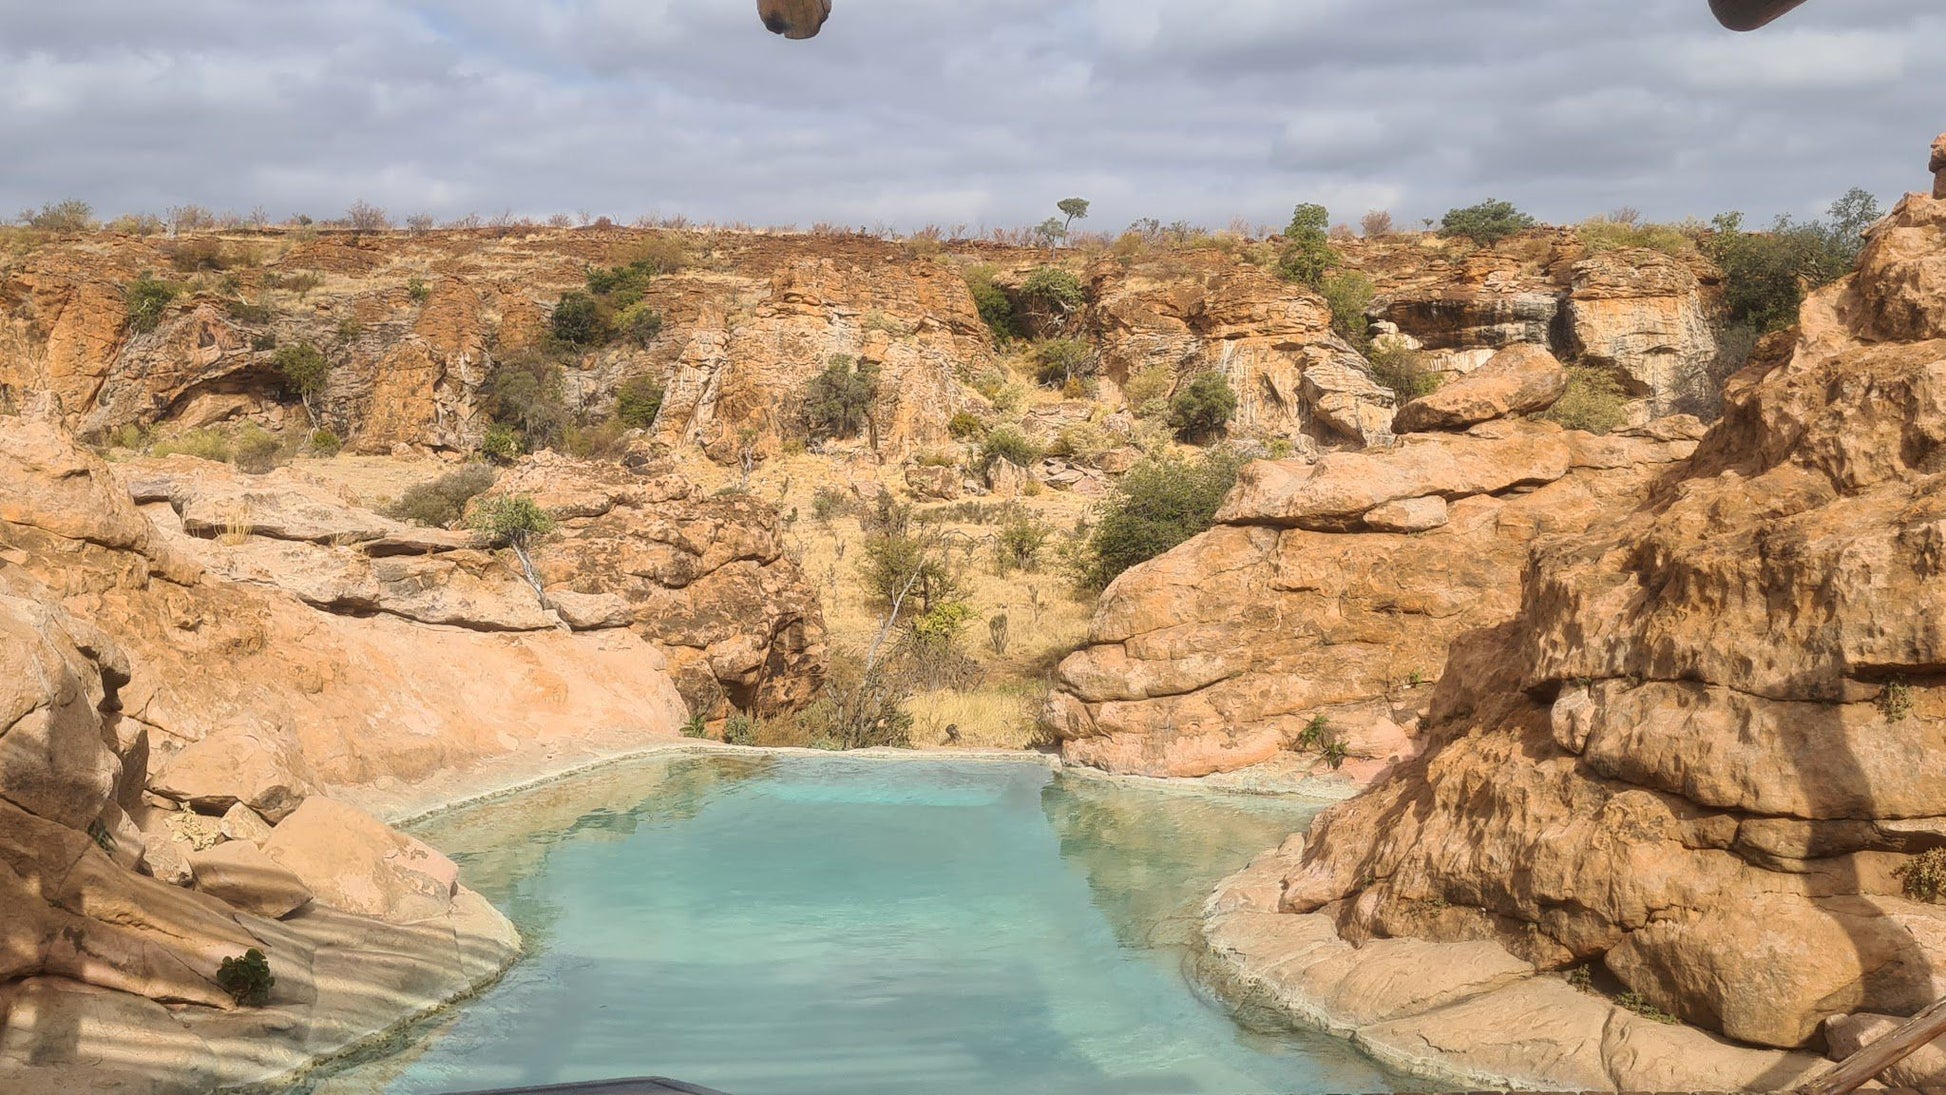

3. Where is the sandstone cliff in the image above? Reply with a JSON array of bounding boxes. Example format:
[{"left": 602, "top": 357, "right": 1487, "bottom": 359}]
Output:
[
  {"left": 1202, "top": 144, "right": 1946, "bottom": 1089},
  {"left": 1042, "top": 345, "right": 1701, "bottom": 781}
]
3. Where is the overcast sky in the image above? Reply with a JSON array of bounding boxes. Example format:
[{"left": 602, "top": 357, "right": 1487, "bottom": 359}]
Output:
[{"left": 2, "top": 0, "right": 1940, "bottom": 233}]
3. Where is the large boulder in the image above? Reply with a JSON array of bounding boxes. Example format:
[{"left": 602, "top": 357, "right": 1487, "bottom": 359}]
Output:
[
  {"left": 149, "top": 724, "right": 317, "bottom": 824},
  {"left": 1563, "top": 248, "right": 1719, "bottom": 416},
  {"left": 1392, "top": 344, "right": 1568, "bottom": 433},
  {"left": 261, "top": 797, "right": 457, "bottom": 924}
]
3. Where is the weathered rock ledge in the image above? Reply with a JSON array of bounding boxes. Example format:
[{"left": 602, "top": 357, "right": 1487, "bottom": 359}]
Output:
[{"left": 1198, "top": 845, "right": 1826, "bottom": 1093}]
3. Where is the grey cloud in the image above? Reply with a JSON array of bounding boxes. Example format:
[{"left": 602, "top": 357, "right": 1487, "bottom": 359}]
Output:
[{"left": 0, "top": 0, "right": 1938, "bottom": 232}]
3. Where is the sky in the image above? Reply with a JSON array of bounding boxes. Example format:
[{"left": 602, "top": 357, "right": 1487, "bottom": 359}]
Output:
[{"left": 2, "top": 0, "right": 1940, "bottom": 234}]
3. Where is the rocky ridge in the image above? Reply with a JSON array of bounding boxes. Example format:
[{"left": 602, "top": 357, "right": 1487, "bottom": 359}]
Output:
[{"left": 1200, "top": 140, "right": 1946, "bottom": 1089}]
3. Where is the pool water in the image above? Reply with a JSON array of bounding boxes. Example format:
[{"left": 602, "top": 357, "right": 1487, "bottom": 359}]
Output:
[{"left": 316, "top": 755, "right": 1404, "bottom": 1095}]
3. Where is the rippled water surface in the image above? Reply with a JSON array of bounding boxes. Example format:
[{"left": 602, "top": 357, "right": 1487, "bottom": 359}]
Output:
[{"left": 317, "top": 755, "right": 1404, "bottom": 1094}]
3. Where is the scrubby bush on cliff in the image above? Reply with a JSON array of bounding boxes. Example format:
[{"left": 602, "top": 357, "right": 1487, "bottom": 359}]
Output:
[
  {"left": 387, "top": 464, "right": 497, "bottom": 528},
  {"left": 977, "top": 426, "right": 1043, "bottom": 475},
  {"left": 1705, "top": 188, "right": 1882, "bottom": 335},
  {"left": 1018, "top": 267, "right": 1087, "bottom": 330},
  {"left": 1577, "top": 212, "right": 1698, "bottom": 258},
  {"left": 617, "top": 301, "right": 665, "bottom": 348},
  {"left": 1319, "top": 271, "right": 1376, "bottom": 353},
  {"left": 1079, "top": 448, "right": 1245, "bottom": 590},
  {"left": 18, "top": 199, "right": 96, "bottom": 232},
  {"left": 1032, "top": 338, "right": 1096, "bottom": 388},
  {"left": 615, "top": 375, "right": 665, "bottom": 429},
  {"left": 272, "top": 341, "right": 331, "bottom": 425},
  {"left": 1544, "top": 366, "right": 1631, "bottom": 434},
  {"left": 151, "top": 429, "right": 233, "bottom": 463},
  {"left": 124, "top": 274, "right": 181, "bottom": 333},
  {"left": 1276, "top": 203, "right": 1338, "bottom": 288},
  {"left": 483, "top": 354, "right": 570, "bottom": 453},
  {"left": 1167, "top": 373, "right": 1238, "bottom": 442},
  {"left": 1368, "top": 344, "right": 1441, "bottom": 403},
  {"left": 550, "top": 291, "right": 610, "bottom": 346},
  {"left": 217, "top": 949, "right": 275, "bottom": 1006},
  {"left": 804, "top": 355, "right": 880, "bottom": 441},
  {"left": 995, "top": 515, "right": 1050, "bottom": 575},
  {"left": 480, "top": 423, "right": 523, "bottom": 464},
  {"left": 1440, "top": 199, "right": 1538, "bottom": 246},
  {"left": 963, "top": 266, "right": 1020, "bottom": 343}
]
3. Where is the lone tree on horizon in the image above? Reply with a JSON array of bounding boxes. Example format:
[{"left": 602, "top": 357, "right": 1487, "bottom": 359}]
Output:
[{"left": 1058, "top": 197, "right": 1091, "bottom": 235}]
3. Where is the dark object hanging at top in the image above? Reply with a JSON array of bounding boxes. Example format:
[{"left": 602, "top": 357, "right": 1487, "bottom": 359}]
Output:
[
  {"left": 1709, "top": 0, "right": 1812, "bottom": 30},
  {"left": 759, "top": 0, "right": 832, "bottom": 39}
]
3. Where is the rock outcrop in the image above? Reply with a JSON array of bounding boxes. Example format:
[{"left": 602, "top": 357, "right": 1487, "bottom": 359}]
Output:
[
  {"left": 1208, "top": 145, "right": 1946, "bottom": 1086},
  {"left": 1042, "top": 408, "right": 1702, "bottom": 781}
]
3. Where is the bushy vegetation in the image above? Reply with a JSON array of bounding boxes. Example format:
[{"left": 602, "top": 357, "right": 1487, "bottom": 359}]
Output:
[
  {"left": 804, "top": 355, "right": 880, "bottom": 441},
  {"left": 1032, "top": 338, "right": 1095, "bottom": 388},
  {"left": 1167, "top": 373, "right": 1238, "bottom": 442},
  {"left": 978, "top": 426, "right": 1042, "bottom": 475},
  {"left": 1544, "top": 366, "right": 1631, "bottom": 434},
  {"left": 1440, "top": 199, "right": 1538, "bottom": 246},
  {"left": 124, "top": 274, "right": 181, "bottom": 333},
  {"left": 791, "top": 657, "right": 915, "bottom": 750},
  {"left": 1079, "top": 449, "right": 1246, "bottom": 590},
  {"left": 1018, "top": 267, "right": 1086, "bottom": 331},
  {"left": 387, "top": 464, "right": 497, "bottom": 528},
  {"left": 861, "top": 524, "right": 965, "bottom": 617},
  {"left": 272, "top": 342, "right": 331, "bottom": 424},
  {"left": 1704, "top": 188, "right": 1881, "bottom": 335},
  {"left": 231, "top": 426, "right": 284, "bottom": 474},
  {"left": 964, "top": 265, "right": 1020, "bottom": 343},
  {"left": 1576, "top": 211, "right": 1697, "bottom": 258},
  {"left": 480, "top": 423, "right": 523, "bottom": 464},
  {"left": 1897, "top": 848, "right": 1946, "bottom": 903},
  {"left": 947, "top": 411, "right": 987, "bottom": 441},
  {"left": 550, "top": 291, "right": 609, "bottom": 346},
  {"left": 18, "top": 199, "right": 96, "bottom": 232},
  {"left": 217, "top": 949, "right": 275, "bottom": 1006},
  {"left": 150, "top": 425, "right": 285, "bottom": 473},
  {"left": 470, "top": 495, "right": 557, "bottom": 545},
  {"left": 1319, "top": 271, "right": 1376, "bottom": 352},
  {"left": 995, "top": 514, "right": 1050, "bottom": 575},
  {"left": 1276, "top": 203, "right": 1338, "bottom": 288},
  {"left": 615, "top": 375, "right": 665, "bottom": 429},
  {"left": 1368, "top": 344, "right": 1442, "bottom": 403},
  {"left": 482, "top": 353, "right": 569, "bottom": 454}
]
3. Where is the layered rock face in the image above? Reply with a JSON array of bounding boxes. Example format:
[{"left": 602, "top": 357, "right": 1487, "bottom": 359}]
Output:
[
  {"left": 1367, "top": 237, "right": 1722, "bottom": 415},
  {"left": 1213, "top": 166, "right": 1946, "bottom": 1079},
  {"left": 0, "top": 416, "right": 821, "bottom": 1088},
  {"left": 1042, "top": 345, "right": 1703, "bottom": 780},
  {"left": 1086, "top": 253, "right": 1395, "bottom": 447}
]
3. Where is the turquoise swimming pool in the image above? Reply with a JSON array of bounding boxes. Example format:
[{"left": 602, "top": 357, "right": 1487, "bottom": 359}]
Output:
[{"left": 316, "top": 754, "right": 1404, "bottom": 1094}]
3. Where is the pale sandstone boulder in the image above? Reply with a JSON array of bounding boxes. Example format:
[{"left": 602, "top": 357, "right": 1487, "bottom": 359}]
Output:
[
  {"left": 1826, "top": 1012, "right": 1946, "bottom": 1087},
  {"left": 0, "top": 592, "right": 129, "bottom": 830},
  {"left": 1360, "top": 495, "right": 1448, "bottom": 532},
  {"left": 1391, "top": 344, "right": 1567, "bottom": 433},
  {"left": 262, "top": 797, "right": 458, "bottom": 924},
  {"left": 904, "top": 462, "right": 961, "bottom": 501},
  {"left": 187, "top": 841, "right": 313, "bottom": 919},
  {"left": 1564, "top": 248, "right": 1719, "bottom": 415},
  {"left": 218, "top": 803, "right": 274, "bottom": 844},
  {"left": 150, "top": 725, "right": 317, "bottom": 824}
]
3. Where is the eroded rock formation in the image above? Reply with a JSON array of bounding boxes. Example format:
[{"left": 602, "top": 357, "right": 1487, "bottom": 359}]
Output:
[
  {"left": 1043, "top": 345, "right": 1701, "bottom": 781},
  {"left": 1202, "top": 144, "right": 1946, "bottom": 1087}
]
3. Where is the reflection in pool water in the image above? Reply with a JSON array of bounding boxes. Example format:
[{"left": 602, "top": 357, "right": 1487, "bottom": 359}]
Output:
[{"left": 315, "top": 755, "right": 1405, "bottom": 1095}]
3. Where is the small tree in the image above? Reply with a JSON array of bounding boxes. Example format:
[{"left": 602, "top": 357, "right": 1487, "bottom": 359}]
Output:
[
  {"left": 124, "top": 274, "right": 181, "bottom": 333},
  {"left": 471, "top": 495, "right": 558, "bottom": 606},
  {"left": 964, "top": 266, "right": 1020, "bottom": 342},
  {"left": 1019, "top": 266, "right": 1086, "bottom": 334},
  {"left": 1058, "top": 197, "right": 1092, "bottom": 235},
  {"left": 216, "top": 949, "right": 275, "bottom": 1006},
  {"left": 1081, "top": 449, "right": 1245, "bottom": 589},
  {"left": 1034, "top": 218, "right": 1068, "bottom": 248},
  {"left": 1277, "top": 203, "right": 1338, "bottom": 288},
  {"left": 804, "top": 355, "right": 880, "bottom": 441},
  {"left": 272, "top": 341, "right": 331, "bottom": 425},
  {"left": 20, "top": 200, "right": 95, "bottom": 232},
  {"left": 1167, "top": 373, "right": 1238, "bottom": 442},
  {"left": 615, "top": 375, "right": 664, "bottom": 429},
  {"left": 345, "top": 200, "right": 391, "bottom": 232},
  {"left": 1440, "top": 199, "right": 1538, "bottom": 246},
  {"left": 1032, "top": 338, "right": 1095, "bottom": 388},
  {"left": 1361, "top": 210, "right": 1395, "bottom": 239},
  {"left": 550, "top": 291, "right": 610, "bottom": 346},
  {"left": 1318, "top": 271, "right": 1376, "bottom": 353}
]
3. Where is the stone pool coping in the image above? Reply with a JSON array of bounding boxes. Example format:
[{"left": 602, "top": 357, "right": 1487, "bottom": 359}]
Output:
[{"left": 1195, "top": 844, "right": 1835, "bottom": 1094}]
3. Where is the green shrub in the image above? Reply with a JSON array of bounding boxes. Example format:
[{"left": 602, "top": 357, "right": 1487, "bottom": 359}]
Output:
[
  {"left": 1881, "top": 680, "right": 1915, "bottom": 723},
  {"left": 232, "top": 426, "right": 284, "bottom": 474},
  {"left": 1033, "top": 338, "right": 1095, "bottom": 388},
  {"left": 947, "top": 411, "right": 987, "bottom": 440},
  {"left": 1277, "top": 203, "right": 1338, "bottom": 287},
  {"left": 1319, "top": 271, "right": 1377, "bottom": 353},
  {"left": 723, "top": 713, "right": 760, "bottom": 747},
  {"left": 795, "top": 658, "right": 914, "bottom": 750},
  {"left": 1440, "top": 199, "right": 1538, "bottom": 246},
  {"left": 1020, "top": 266, "right": 1085, "bottom": 313},
  {"left": 680, "top": 714, "right": 709, "bottom": 739},
  {"left": 124, "top": 275, "right": 181, "bottom": 333},
  {"left": 1544, "top": 367, "right": 1630, "bottom": 434},
  {"left": 1122, "top": 364, "right": 1173, "bottom": 411},
  {"left": 1167, "top": 373, "right": 1238, "bottom": 442},
  {"left": 470, "top": 495, "right": 558, "bottom": 545},
  {"left": 550, "top": 290, "right": 609, "bottom": 346},
  {"left": 480, "top": 423, "right": 523, "bottom": 464},
  {"left": 406, "top": 276, "right": 431, "bottom": 303},
  {"left": 272, "top": 342, "right": 331, "bottom": 420},
  {"left": 216, "top": 949, "right": 275, "bottom": 1007},
  {"left": 861, "top": 529, "right": 965, "bottom": 616},
  {"left": 1296, "top": 714, "right": 1349, "bottom": 770},
  {"left": 617, "top": 301, "right": 665, "bottom": 347},
  {"left": 995, "top": 516, "right": 1050, "bottom": 574},
  {"left": 804, "top": 356, "right": 880, "bottom": 441},
  {"left": 1704, "top": 190, "right": 1880, "bottom": 335},
  {"left": 978, "top": 426, "right": 1042, "bottom": 475},
  {"left": 151, "top": 429, "right": 232, "bottom": 463},
  {"left": 309, "top": 429, "right": 342, "bottom": 456},
  {"left": 811, "top": 486, "right": 855, "bottom": 524},
  {"left": 225, "top": 297, "right": 276, "bottom": 325},
  {"left": 1577, "top": 216, "right": 1697, "bottom": 258},
  {"left": 483, "top": 354, "right": 569, "bottom": 452},
  {"left": 965, "top": 267, "right": 1021, "bottom": 343},
  {"left": 1369, "top": 344, "right": 1442, "bottom": 403},
  {"left": 387, "top": 464, "right": 497, "bottom": 528},
  {"left": 1081, "top": 449, "right": 1245, "bottom": 589},
  {"left": 615, "top": 375, "right": 665, "bottom": 429},
  {"left": 19, "top": 199, "right": 95, "bottom": 232},
  {"left": 1897, "top": 849, "right": 1946, "bottom": 903}
]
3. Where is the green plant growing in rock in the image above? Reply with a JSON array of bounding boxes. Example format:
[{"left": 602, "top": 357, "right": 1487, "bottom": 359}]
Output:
[
  {"left": 550, "top": 291, "right": 610, "bottom": 346},
  {"left": 406, "top": 276, "right": 431, "bottom": 303},
  {"left": 722, "top": 713, "right": 760, "bottom": 746},
  {"left": 1019, "top": 267, "right": 1086, "bottom": 332},
  {"left": 1319, "top": 271, "right": 1377, "bottom": 353},
  {"left": 804, "top": 355, "right": 880, "bottom": 441},
  {"left": 617, "top": 301, "right": 665, "bottom": 348},
  {"left": 1167, "top": 373, "right": 1237, "bottom": 442},
  {"left": 1705, "top": 188, "right": 1883, "bottom": 335},
  {"left": 217, "top": 949, "right": 275, "bottom": 1006},
  {"left": 963, "top": 265, "right": 1020, "bottom": 343},
  {"left": 1368, "top": 344, "right": 1441, "bottom": 403},
  {"left": 1033, "top": 338, "right": 1096, "bottom": 388},
  {"left": 387, "top": 464, "right": 497, "bottom": 528},
  {"left": 947, "top": 411, "right": 987, "bottom": 441},
  {"left": 1896, "top": 849, "right": 1946, "bottom": 903},
  {"left": 124, "top": 274, "right": 181, "bottom": 333},
  {"left": 978, "top": 427, "right": 1043, "bottom": 476},
  {"left": 1440, "top": 199, "right": 1538, "bottom": 246},
  {"left": 1615, "top": 991, "right": 1679, "bottom": 1025},
  {"left": 1881, "top": 680, "right": 1916, "bottom": 723},
  {"left": 272, "top": 341, "right": 331, "bottom": 426},
  {"left": 1544, "top": 367, "right": 1630, "bottom": 434},
  {"left": 483, "top": 353, "right": 569, "bottom": 453},
  {"left": 471, "top": 495, "right": 557, "bottom": 605},
  {"left": 1080, "top": 449, "right": 1244, "bottom": 590},
  {"left": 680, "top": 714, "right": 709, "bottom": 739},
  {"left": 480, "top": 423, "right": 523, "bottom": 464},
  {"left": 615, "top": 375, "right": 665, "bottom": 429},
  {"left": 1296, "top": 714, "right": 1349, "bottom": 770}
]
